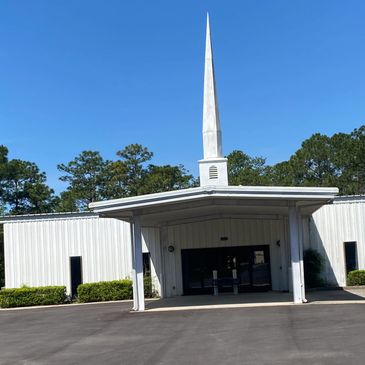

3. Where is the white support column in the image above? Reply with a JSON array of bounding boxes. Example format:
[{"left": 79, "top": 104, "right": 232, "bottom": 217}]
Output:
[
  {"left": 297, "top": 210, "right": 307, "bottom": 302},
  {"left": 159, "top": 225, "right": 168, "bottom": 299},
  {"left": 131, "top": 216, "right": 145, "bottom": 311},
  {"left": 130, "top": 223, "right": 138, "bottom": 311},
  {"left": 288, "top": 204, "right": 303, "bottom": 304}
]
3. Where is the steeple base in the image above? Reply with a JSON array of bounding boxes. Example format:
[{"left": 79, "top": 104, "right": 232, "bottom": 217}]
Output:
[{"left": 199, "top": 158, "right": 228, "bottom": 187}]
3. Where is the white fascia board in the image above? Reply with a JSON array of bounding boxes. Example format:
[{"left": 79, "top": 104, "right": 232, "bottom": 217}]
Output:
[
  {"left": 0, "top": 211, "right": 98, "bottom": 224},
  {"left": 89, "top": 185, "right": 339, "bottom": 214},
  {"left": 89, "top": 187, "right": 204, "bottom": 212},
  {"left": 333, "top": 195, "right": 365, "bottom": 204}
]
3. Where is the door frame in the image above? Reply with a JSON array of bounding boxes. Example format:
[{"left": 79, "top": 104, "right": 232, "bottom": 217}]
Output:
[{"left": 181, "top": 245, "right": 272, "bottom": 295}]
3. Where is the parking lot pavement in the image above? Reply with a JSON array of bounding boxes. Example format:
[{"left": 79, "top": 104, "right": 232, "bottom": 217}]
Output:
[{"left": 1, "top": 301, "right": 365, "bottom": 364}]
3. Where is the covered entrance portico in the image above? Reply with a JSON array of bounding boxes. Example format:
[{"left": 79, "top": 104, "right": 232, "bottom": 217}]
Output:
[
  {"left": 90, "top": 185, "right": 338, "bottom": 311},
  {"left": 88, "top": 16, "right": 339, "bottom": 311}
]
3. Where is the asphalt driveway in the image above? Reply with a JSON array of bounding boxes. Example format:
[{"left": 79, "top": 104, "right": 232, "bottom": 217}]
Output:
[{"left": 1, "top": 301, "right": 365, "bottom": 364}]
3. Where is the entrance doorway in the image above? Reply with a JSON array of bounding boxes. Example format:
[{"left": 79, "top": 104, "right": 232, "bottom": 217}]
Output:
[
  {"left": 181, "top": 245, "right": 271, "bottom": 295},
  {"left": 70, "top": 256, "right": 83, "bottom": 297},
  {"left": 344, "top": 241, "right": 358, "bottom": 274}
]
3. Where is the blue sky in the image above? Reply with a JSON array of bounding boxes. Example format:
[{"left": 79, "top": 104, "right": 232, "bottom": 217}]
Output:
[{"left": 1, "top": 1, "right": 365, "bottom": 193}]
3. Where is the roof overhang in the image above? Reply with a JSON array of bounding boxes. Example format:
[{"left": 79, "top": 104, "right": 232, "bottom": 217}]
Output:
[{"left": 89, "top": 185, "right": 339, "bottom": 225}]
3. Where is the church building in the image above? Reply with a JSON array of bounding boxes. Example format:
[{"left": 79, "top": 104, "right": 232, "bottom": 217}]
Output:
[{"left": 2, "top": 16, "right": 364, "bottom": 311}]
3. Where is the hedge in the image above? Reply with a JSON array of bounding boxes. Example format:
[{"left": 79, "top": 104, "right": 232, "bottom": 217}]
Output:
[
  {"left": 77, "top": 277, "right": 157, "bottom": 303},
  {"left": 0, "top": 286, "right": 66, "bottom": 308},
  {"left": 347, "top": 270, "right": 365, "bottom": 286},
  {"left": 77, "top": 279, "right": 133, "bottom": 303}
]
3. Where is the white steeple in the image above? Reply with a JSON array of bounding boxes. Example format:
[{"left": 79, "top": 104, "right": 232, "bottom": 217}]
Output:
[{"left": 199, "top": 14, "right": 228, "bottom": 187}]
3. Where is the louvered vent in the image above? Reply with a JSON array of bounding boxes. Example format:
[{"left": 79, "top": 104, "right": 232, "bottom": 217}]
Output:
[{"left": 209, "top": 165, "right": 218, "bottom": 179}]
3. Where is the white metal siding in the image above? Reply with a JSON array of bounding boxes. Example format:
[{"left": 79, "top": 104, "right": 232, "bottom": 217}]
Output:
[
  {"left": 309, "top": 200, "right": 365, "bottom": 286},
  {"left": 4, "top": 217, "right": 138, "bottom": 294},
  {"left": 5, "top": 198, "right": 363, "bottom": 298},
  {"left": 162, "top": 217, "right": 288, "bottom": 297},
  {"left": 142, "top": 227, "right": 162, "bottom": 296}
]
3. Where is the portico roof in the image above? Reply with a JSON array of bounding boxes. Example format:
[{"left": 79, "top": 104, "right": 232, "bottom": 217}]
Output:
[{"left": 89, "top": 185, "right": 339, "bottom": 225}]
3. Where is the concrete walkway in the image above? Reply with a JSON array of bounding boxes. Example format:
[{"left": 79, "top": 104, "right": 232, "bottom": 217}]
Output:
[{"left": 145, "top": 289, "right": 365, "bottom": 312}]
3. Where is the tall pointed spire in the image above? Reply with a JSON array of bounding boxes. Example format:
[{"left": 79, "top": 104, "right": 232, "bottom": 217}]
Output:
[
  {"left": 202, "top": 13, "right": 223, "bottom": 159},
  {"left": 199, "top": 14, "right": 228, "bottom": 187}
]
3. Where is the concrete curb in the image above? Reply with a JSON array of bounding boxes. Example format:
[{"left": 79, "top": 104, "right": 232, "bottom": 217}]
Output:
[
  {"left": 0, "top": 298, "right": 160, "bottom": 312},
  {"left": 2, "top": 297, "right": 364, "bottom": 313},
  {"left": 144, "top": 300, "right": 365, "bottom": 313},
  {"left": 0, "top": 300, "right": 133, "bottom": 311}
]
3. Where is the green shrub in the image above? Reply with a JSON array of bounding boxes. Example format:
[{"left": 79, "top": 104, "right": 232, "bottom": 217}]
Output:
[
  {"left": 77, "top": 279, "right": 133, "bottom": 303},
  {"left": 77, "top": 277, "right": 159, "bottom": 303},
  {"left": 347, "top": 270, "right": 365, "bottom": 286},
  {"left": 304, "top": 248, "right": 325, "bottom": 288},
  {"left": 0, "top": 286, "right": 66, "bottom": 308},
  {"left": 144, "top": 276, "right": 158, "bottom": 298}
]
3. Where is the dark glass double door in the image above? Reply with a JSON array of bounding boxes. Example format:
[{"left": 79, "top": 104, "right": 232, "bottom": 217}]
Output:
[{"left": 182, "top": 245, "right": 271, "bottom": 295}]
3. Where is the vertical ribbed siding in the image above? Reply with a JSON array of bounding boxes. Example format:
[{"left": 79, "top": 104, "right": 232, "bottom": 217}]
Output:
[
  {"left": 4, "top": 217, "right": 136, "bottom": 294},
  {"left": 142, "top": 227, "right": 162, "bottom": 295},
  {"left": 8, "top": 200, "right": 363, "bottom": 298},
  {"left": 310, "top": 200, "right": 365, "bottom": 286},
  {"left": 163, "top": 217, "right": 288, "bottom": 296}
]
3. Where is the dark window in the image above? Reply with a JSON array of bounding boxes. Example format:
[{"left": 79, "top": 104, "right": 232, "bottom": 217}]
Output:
[
  {"left": 143, "top": 253, "right": 151, "bottom": 276},
  {"left": 70, "top": 256, "right": 83, "bottom": 297},
  {"left": 344, "top": 242, "right": 358, "bottom": 274}
]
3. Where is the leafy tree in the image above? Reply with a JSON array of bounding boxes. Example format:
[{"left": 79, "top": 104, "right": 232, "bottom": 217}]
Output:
[
  {"left": 228, "top": 150, "right": 271, "bottom": 186},
  {"left": 58, "top": 144, "right": 197, "bottom": 207},
  {"left": 288, "top": 133, "right": 338, "bottom": 187},
  {"left": 139, "top": 164, "right": 195, "bottom": 195},
  {"left": 102, "top": 159, "right": 128, "bottom": 199},
  {"left": 0, "top": 146, "right": 7, "bottom": 165},
  {"left": 1, "top": 146, "right": 57, "bottom": 214},
  {"left": 276, "top": 126, "right": 365, "bottom": 194},
  {"left": 268, "top": 161, "right": 293, "bottom": 186},
  {"left": 338, "top": 126, "right": 365, "bottom": 195},
  {"left": 57, "top": 151, "right": 108, "bottom": 210},
  {"left": 115, "top": 144, "right": 153, "bottom": 197},
  {"left": 55, "top": 191, "right": 78, "bottom": 213},
  {"left": 0, "top": 145, "right": 9, "bottom": 210},
  {"left": 98, "top": 144, "right": 154, "bottom": 200},
  {"left": 2, "top": 159, "right": 57, "bottom": 215}
]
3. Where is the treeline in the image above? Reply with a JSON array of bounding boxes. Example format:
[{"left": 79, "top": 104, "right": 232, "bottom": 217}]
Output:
[
  {"left": 0, "top": 126, "right": 364, "bottom": 216},
  {"left": 228, "top": 125, "right": 365, "bottom": 195},
  {"left": 0, "top": 144, "right": 196, "bottom": 215}
]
